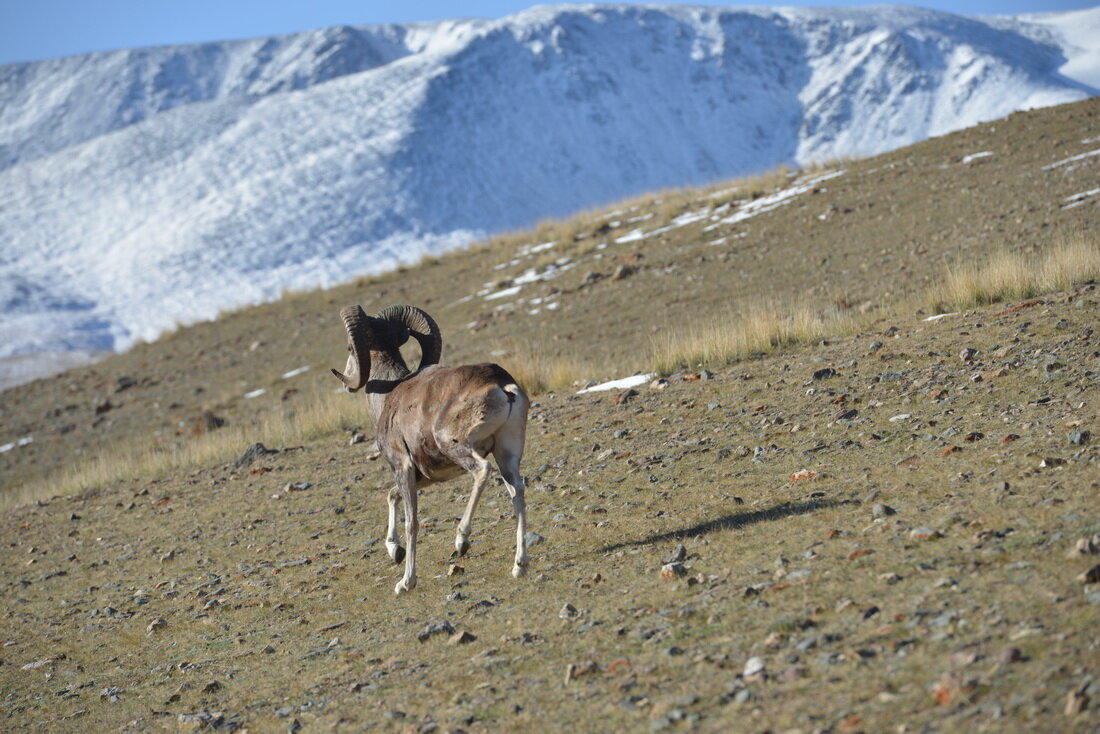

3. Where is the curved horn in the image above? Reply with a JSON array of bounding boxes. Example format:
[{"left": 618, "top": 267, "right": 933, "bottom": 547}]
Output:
[
  {"left": 331, "top": 305, "right": 371, "bottom": 391},
  {"left": 375, "top": 305, "right": 442, "bottom": 369}
]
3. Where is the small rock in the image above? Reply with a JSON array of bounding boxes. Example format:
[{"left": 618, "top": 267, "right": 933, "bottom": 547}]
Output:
[
  {"left": 1077, "top": 564, "right": 1100, "bottom": 585},
  {"left": 232, "top": 442, "right": 278, "bottom": 469},
  {"left": 447, "top": 564, "right": 465, "bottom": 577},
  {"left": 909, "top": 527, "right": 941, "bottom": 541},
  {"left": 417, "top": 620, "right": 456, "bottom": 642},
  {"left": 998, "top": 647, "right": 1023, "bottom": 665},
  {"left": 559, "top": 603, "right": 579, "bottom": 619},
  {"left": 959, "top": 347, "right": 978, "bottom": 362},
  {"left": 202, "top": 680, "right": 222, "bottom": 693},
  {"left": 1039, "top": 457, "right": 1066, "bottom": 468},
  {"left": 448, "top": 630, "right": 477, "bottom": 645},
  {"left": 100, "top": 686, "right": 123, "bottom": 701},
  {"left": 1068, "top": 430, "right": 1090, "bottom": 446},
  {"left": 147, "top": 618, "right": 168, "bottom": 633},
  {"left": 1065, "top": 684, "right": 1090, "bottom": 716},
  {"left": 1067, "top": 535, "right": 1100, "bottom": 557},
  {"left": 262, "top": 645, "right": 276, "bottom": 654},
  {"left": 660, "top": 562, "right": 688, "bottom": 580},
  {"left": 868, "top": 341, "right": 884, "bottom": 353},
  {"left": 871, "top": 503, "right": 895, "bottom": 519},
  {"left": 812, "top": 367, "right": 836, "bottom": 381},
  {"left": 743, "top": 656, "right": 766, "bottom": 681},
  {"left": 664, "top": 545, "right": 687, "bottom": 564},
  {"left": 524, "top": 531, "right": 545, "bottom": 547},
  {"left": 778, "top": 666, "right": 806, "bottom": 682}
]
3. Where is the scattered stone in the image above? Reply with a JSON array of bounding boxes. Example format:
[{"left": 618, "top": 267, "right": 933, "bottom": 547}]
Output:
[
  {"left": 743, "top": 656, "right": 766, "bottom": 682},
  {"left": 959, "top": 347, "right": 978, "bottom": 362},
  {"left": 998, "top": 647, "right": 1023, "bottom": 665},
  {"left": 417, "top": 620, "right": 456, "bottom": 642},
  {"left": 613, "top": 389, "right": 638, "bottom": 405},
  {"left": 284, "top": 482, "right": 311, "bottom": 492},
  {"left": 1067, "top": 535, "right": 1100, "bottom": 557},
  {"left": 559, "top": 603, "right": 579, "bottom": 619},
  {"left": 202, "top": 680, "right": 222, "bottom": 693},
  {"left": 564, "top": 660, "right": 599, "bottom": 683},
  {"left": 100, "top": 686, "right": 123, "bottom": 701},
  {"left": 262, "top": 645, "right": 276, "bottom": 654},
  {"left": 1077, "top": 565, "right": 1100, "bottom": 585},
  {"left": 1039, "top": 457, "right": 1066, "bottom": 468},
  {"left": 447, "top": 564, "right": 465, "bottom": 577},
  {"left": 909, "top": 527, "right": 941, "bottom": 541},
  {"left": 664, "top": 544, "right": 687, "bottom": 564},
  {"left": 871, "top": 503, "right": 895, "bottom": 519},
  {"left": 660, "top": 562, "right": 688, "bottom": 580},
  {"left": 1065, "top": 684, "right": 1090, "bottom": 716},
  {"left": 868, "top": 341, "right": 884, "bottom": 353},
  {"left": 448, "top": 630, "right": 477, "bottom": 645},
  {"left": 178, "top": 712, "right": 240, "bottom": 732},
  {"left": 232, "top": 442, "right": 278, "bottom": 469},
  {"left": 812, "top": 367, "right": 836, "bottom": 381},
  {"left": 1068, "top": 430, "right": 1090, "bottom": 446},
  {"left": 147, "top": 618, "right": 168, "bottom": 633},
  {"left": 611, "top": 264, "right": 635, "bottom": 281},
  {"left": 933, "top": 672, "right": 975, "bottom": 705},
  {"left": 348, "top": 432, "right": 367, "bottom": 445},
  {"left": 779, "top": 666, "right": 807, "bottom": 682},
  {"left": 524, "top": 531, "right": 546, "bottom": 547}
]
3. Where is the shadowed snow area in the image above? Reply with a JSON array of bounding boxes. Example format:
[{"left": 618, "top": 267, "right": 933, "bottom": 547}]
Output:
[{"left": 0, "top": 4, "right": 1097, "bottom": 388}]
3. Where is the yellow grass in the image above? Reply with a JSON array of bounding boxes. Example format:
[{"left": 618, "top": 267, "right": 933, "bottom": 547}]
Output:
[
  {"left": 928, "top": 238, "right": 1100, "bottom": 313},
  {"left": 495, "top": 342, "right": 593, "bottom": 395},
  {"left": 4, "top": 385, "right": 365, "bottom": 509},
  {"left": 651, "top": 301, "right": 860, "bottom": 374}
]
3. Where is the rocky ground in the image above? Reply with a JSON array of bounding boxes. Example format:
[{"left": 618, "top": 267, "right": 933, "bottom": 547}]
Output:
[{"left": 1, "top": 283, "right": 1097, "bottom": 731}]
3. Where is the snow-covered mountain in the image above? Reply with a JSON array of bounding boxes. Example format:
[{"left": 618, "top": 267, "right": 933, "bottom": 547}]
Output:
[{"left": 1, "top": 4, "right": 1097, "bottom": 388}]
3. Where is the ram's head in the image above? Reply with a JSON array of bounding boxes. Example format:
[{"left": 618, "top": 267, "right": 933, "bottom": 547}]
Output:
[{"left": 331, "top": 305, "right": 442, "bottom": 391}]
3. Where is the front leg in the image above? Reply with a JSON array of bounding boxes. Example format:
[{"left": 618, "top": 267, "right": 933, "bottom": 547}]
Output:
[
  {"left": 385, "top": 486, "right": 405, "bottom": 563},
  {"left": 393, "top": 464, "right": 418, "bottom": 595}
]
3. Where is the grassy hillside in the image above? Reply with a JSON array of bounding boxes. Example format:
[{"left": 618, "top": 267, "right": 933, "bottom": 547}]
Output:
[{"left": 0, "top": 98, "right": 1098, "bottom": 731}]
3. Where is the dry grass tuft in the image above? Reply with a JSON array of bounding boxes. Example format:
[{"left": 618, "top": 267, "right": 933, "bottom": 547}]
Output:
[
  {"left": 928, "top": 237, "right": 1100, "bottom": 313},
  {"left": 495, "top": 342, "right": 593, "bottom": 395},
  {"left": 651, "top": 301, "right": 860, "bottom": 374},
  {"left": 4, "top": 385, "right": 366, "bottom": 509}
]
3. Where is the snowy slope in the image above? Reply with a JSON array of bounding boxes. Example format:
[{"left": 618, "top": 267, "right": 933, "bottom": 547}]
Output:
[{"left": 1, "top": 4, "right": 1097, "bottom": 388}]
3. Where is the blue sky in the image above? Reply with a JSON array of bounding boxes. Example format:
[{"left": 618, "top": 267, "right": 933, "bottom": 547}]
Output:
[{"left": 1, "top": 0, "right": 1096, "bottom": 65}]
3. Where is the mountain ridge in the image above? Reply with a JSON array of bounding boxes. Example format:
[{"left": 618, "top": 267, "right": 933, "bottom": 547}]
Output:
[{"left": 1, "top": 4, "right": 1097, "bottom": 387}]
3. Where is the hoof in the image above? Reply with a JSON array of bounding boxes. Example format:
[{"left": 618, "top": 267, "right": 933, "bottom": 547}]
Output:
[
  {"left": 387, "top": 543, "right": 404, "bottom": 567},
  {"left": 394, "top": 578, "right": 415, "bottom": 595},
  {"left": 453, "top": 538, "right": 470, "bottom": 557},
  {"left": 512, "top": 563, "right": 528, "bottom": 578}
]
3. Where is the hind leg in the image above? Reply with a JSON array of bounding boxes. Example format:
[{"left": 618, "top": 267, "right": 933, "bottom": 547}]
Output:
[
  {"left": 384, "top": 485, "right": 405, "bottom": 564},
  {"left": 451, "top": 446, "right": 493, "bottom": 557},
  {"left": 393, "top": 464, "right": 418, "bottom": 595},
  {"left": 494, "top": 444, "right": 528, "bottom": 578}
]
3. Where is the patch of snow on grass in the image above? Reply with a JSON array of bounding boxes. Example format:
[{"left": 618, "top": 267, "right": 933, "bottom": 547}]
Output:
[
  {"left": 484, "top": 285, "right": 522, "bottom": 301},
  {"left": 1061, "top": 188, "right": 1100, "bottom": 209},
  {"left": 961, "top": 151, "right": 993, "bottom": 163},
  {"left": 0, "top": 436, "right": 34, "bottom": 453},
  {"left": 281, "top": 366, "right": 311, "bottom": 379},
  {"left": 706, "top": 170, "right": 845, "bottom": 230},
  {"left": 1042, "top": 148, "right": 1100, "bottom": 170},
  {"left": 576, "top": 373, "right": 655, "bottom": 394}
]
